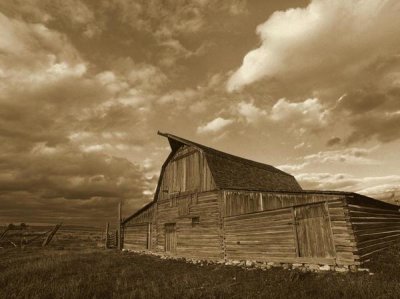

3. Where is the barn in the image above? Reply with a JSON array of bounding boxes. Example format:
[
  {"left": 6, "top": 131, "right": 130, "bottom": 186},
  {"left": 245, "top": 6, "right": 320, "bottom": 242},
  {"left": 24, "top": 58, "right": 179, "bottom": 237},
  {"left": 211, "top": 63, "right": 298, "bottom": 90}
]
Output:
[{"left": 121, "top": 132, "right": 400, "bottom": 267}]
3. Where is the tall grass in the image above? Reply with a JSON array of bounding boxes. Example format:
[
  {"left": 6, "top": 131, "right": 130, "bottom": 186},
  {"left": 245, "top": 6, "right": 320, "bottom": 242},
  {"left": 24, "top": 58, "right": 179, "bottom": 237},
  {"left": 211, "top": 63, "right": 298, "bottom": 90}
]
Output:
[{"left": 1, "top": 244, "right": 400, "bottom": 299}]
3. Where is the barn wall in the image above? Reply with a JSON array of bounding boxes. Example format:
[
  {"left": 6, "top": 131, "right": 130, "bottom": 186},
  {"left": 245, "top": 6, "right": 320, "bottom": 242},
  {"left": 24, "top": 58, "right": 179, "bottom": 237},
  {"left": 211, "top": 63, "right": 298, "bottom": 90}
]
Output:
[
  {"left": 221, "top": 191, "right": 359, "bottom": 265},
  {"left": 223, "top": 190, "right": 346, "bottom": 216},
  {"left": 328, "top": 200, "right": 359, "bottom": 265},
  {"left": 224, "top": 207, "right": 297, "bottom": 262},
  {"left": 346, "top": 195, "right": 400, "bottom": 264},
  {"left": 158, "top": 146, "right": 216, "bottom": 201},
  {"left": 156, "top": 191, "right": 224, "bottom": 260},
  {"left": 123, "top": 203, "right": 157, "bottom": 251}
]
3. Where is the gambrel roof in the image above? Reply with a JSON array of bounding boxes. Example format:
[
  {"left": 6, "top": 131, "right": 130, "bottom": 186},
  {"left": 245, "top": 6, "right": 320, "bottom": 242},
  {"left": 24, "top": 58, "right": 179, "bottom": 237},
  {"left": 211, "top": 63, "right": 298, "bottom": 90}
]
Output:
[{"left": 158, "top": 132, "right": 302, "bottom": 192}]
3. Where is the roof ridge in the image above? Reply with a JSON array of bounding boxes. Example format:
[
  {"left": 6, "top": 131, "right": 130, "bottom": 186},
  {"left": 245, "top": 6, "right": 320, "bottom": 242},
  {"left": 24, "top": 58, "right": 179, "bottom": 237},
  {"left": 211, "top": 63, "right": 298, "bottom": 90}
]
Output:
[{"left": 158, "top": 131, "right": 294, "bottom": 177}]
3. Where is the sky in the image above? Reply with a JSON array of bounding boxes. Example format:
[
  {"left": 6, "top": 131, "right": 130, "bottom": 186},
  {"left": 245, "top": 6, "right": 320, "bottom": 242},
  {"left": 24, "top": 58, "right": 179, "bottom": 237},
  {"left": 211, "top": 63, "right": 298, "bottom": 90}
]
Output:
[{"left": 1, "top": 0, "right": 400, "bottom": 226}]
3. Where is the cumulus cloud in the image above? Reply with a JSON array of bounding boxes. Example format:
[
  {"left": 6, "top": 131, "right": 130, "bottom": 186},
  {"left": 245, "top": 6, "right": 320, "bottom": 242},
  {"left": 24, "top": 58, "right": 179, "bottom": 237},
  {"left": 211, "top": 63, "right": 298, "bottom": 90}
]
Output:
[
  {"left": 235, "top": 101, "right": 267, "bottom": 124},
  {"left": 197, "top": 117, "right": 234, "bottom": 134},
  {"left": 227, "top": 0, "right": 400, "bottom": 91},
  {"left": 269, "top": 98, "right": 329, "bottom": 132}
]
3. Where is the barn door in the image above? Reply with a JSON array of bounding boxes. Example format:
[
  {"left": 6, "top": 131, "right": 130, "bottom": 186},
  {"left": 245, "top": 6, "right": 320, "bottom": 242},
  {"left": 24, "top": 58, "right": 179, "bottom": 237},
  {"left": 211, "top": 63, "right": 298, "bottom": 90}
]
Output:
[
  {"left": 294, "top": 203, "right": 335, "bottom": 258},
  {"left": 165, "top": 223, "right": 177, "bottom": 253}
]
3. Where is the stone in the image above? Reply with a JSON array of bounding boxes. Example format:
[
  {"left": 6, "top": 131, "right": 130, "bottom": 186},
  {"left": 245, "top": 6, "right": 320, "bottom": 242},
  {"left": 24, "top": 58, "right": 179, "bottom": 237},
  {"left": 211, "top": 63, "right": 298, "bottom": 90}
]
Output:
[
  {"left": 267, "top": 262, "right": 275, "bottom": 266},
  {"left": 292, "top": 263, "right": 303, "bottom": 268},
  {"left": 301, "top": 267, "right": 308, "bottom": 273},
  {"left": 307, "top": 264, "right": 320, "bottom": 271},
  {"left": 282, "top": 263, "right": 290, "bottom": 270},
  {"left": 319, "top": 265, "right": 330, "bottom": 271},
  {"left": 358, "top": 268, "right": 370, "bottom": 272},
  {"left": 245, "top": 260, "right": 254, "bottom": 267},
  {"left": 335, "top": 267, "right": 349, "bottom": 273}
]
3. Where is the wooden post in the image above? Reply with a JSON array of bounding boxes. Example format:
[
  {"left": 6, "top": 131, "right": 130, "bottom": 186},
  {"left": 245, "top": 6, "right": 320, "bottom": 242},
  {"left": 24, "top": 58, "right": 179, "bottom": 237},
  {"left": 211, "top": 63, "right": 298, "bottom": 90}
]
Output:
[
  {"left": 0, "top": 226, "right": 10, "bottom": 241},
  {"left": 118, "top": 201, "right": 122, "bottom": 250},
  {"left": 42, "top": 223, "right": 62, "bottom": 247},
  {"left": 105, "top": 222, "right": 109, "bottom": 249}
]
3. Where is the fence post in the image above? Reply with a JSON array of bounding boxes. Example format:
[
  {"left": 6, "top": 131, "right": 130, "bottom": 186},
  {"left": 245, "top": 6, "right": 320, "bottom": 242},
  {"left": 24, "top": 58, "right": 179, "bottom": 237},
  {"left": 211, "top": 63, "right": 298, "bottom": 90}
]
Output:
[
  {"left": 105, "top": 222, "right": 109, "bottom": 249},
  {"left": 118, "top": 201, "right": 122, "bottom": 250}
]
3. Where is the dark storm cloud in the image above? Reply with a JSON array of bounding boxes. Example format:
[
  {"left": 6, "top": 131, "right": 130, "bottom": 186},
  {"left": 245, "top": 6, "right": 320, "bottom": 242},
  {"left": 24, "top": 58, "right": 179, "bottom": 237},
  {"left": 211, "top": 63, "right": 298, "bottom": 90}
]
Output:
[
  {"left": 326, "top": 137, "right": 341, "bottom": 147},
  {"left": 335, "top": 87, "right": 400, "bottom": 144},
  {"left": 0, "top": 8, "right": 157, "bottom": 225}
]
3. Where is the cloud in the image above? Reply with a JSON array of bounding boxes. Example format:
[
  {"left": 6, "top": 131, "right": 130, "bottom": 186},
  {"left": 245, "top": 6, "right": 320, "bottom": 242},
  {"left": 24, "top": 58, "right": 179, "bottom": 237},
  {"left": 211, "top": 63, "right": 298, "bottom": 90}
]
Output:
[
  {"left": 0, "top": 12, "right": 85, "bottom": 88},
  {"left": 227, "top": 0, "right": 400, "bottom": 91},
  {"left": 236, "top": 101, "right": 267, "bottom": 124},
  {"left": 303, "top": 147, "right": 378, "bottom": 165},
  {"left": 277, "top": 146, "right": 378, "bottom": 173},
  {"left": 326, "top": 137, "right": 341, "bottom": 147},
  {"left": 335, "top": 87, "right": 400, "bottom": 144},
  {"left": 0, "top": 0, "right": 101, "bottom": 38},
  {"left": 197, "top": 117, "right": 234, "bottom": 134},
  {"left": 269, "top": 98, "right": 328, "bottom": 132},
  {"left": 296, "top": 172, "right": 400, "bottom": 204}
]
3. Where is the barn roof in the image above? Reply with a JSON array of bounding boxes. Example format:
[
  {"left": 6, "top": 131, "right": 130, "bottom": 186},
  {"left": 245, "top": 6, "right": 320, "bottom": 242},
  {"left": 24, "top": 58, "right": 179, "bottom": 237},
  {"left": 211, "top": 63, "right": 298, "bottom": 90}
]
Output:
[{"left": 158, "top": 132, "right": 302, "bottom": 192}]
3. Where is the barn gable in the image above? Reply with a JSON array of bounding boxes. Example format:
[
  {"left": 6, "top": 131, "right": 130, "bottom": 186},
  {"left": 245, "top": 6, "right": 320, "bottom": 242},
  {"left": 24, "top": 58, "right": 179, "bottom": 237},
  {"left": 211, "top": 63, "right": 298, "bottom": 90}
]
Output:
[{"left": 157, "top": 132, "right": 302, "bottom": 193}]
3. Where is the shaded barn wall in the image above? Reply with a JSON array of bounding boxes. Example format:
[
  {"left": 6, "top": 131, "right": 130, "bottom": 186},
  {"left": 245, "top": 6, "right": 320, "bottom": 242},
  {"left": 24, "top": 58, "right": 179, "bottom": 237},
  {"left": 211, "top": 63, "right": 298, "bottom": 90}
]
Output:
[
  {"left": 347, "top": 195, "right": 400, "bottom": 264},
  {"left": 123, "top": 204, "right": 156, "bottom": 251},
  {"left": 224, "top": 207, "right": 297, "bottom": 262},
  {"left": 156, "top": 191, "right": 224, "bottom": 260},
  {"left": 158, "top": 145, "right": 216, "bottom": 201},
  {"left": 221, "top": 190, "right": 359, "bottom": 265}
]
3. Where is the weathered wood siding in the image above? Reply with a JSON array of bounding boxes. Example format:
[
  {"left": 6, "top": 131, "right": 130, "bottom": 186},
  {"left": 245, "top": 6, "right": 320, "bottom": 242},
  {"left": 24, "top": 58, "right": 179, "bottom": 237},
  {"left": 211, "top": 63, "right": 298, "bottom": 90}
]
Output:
[
  {"left": 156, "top": 191, "right": 224, "bottom": 260},
  {"left": 124, "top": 224, "right": 150, "bottom": 251},
  {"left": 347, "top": 195, "right": 400, "bottom": 263},
  {"left": 221, "top": 191, "right": 359, "bottom": 265},
  {"left": 224, "top": 207, "right": 297, "bottom": 262},
  {"left": 294, "top": 203, "right": 335, "bottom": 258},
  {"left": 123, "top": 203, "right": 156, "bottom": 251},
  {"left": 158, "top": 146, "right": 216, "bottom": 201},
  {"left": 327, "top": 200, "right": 359, "bottom": 265},
  {"left": 223, "top": 190, "right": 346, "bottom": 216}
]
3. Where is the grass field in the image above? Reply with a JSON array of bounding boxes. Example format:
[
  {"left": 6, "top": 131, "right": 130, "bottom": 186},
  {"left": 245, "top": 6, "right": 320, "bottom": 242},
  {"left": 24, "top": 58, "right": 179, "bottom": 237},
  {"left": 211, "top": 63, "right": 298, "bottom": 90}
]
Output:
[{"left": 2, "top": 242, "right": 400, "bottom": 299}]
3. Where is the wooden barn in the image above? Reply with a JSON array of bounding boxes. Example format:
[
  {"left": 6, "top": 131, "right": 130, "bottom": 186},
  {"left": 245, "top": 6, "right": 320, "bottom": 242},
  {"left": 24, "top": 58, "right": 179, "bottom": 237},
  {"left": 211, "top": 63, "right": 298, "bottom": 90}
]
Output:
[{"left": 121, "top": 132, "right": 400, "bottom": 267}]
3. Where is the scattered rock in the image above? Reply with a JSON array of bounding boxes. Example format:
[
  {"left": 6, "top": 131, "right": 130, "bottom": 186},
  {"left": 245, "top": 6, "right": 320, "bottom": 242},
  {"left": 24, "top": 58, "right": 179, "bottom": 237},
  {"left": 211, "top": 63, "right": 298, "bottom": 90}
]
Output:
[
  {"left": 300, "top": 267, "right": 308, "bottom": 273},
  {"left": 307, "top": 264, "right": 320, "bottom": 271},
  {"left": 245, "top": 260, "right": 254, "bottom": 267},
  {"left": 358, "top": 267, "right": 370, "bottom": 272},
  {"left": 335, "top": 267, "right": 349, "bottom": 273},
  {"left": 292, "top": 263, "right": 303, "bottom": 268},
  {"left": 319, "top": 265, "right": 330, "bottom": 271}
]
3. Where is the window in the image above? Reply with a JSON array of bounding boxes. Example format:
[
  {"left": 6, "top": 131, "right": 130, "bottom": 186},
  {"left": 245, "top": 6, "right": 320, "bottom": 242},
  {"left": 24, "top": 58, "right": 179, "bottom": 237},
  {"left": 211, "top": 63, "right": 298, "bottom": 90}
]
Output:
[{"left": 191, "top": 217, "right": 200, "bottom": 227}]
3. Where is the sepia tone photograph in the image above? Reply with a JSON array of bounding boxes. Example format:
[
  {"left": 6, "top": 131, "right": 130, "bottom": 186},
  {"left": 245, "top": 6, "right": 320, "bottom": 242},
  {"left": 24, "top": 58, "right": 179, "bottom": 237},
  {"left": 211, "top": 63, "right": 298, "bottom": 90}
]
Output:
[{"left": 1, "top": 0, "right": 400, "bottom": 298}]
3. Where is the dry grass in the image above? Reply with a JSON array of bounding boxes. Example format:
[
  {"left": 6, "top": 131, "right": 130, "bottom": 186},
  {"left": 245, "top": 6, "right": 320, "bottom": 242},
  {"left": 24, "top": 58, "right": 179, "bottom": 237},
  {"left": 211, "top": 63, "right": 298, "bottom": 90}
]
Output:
[{"left": 1, "top": 243, "right": 400, "bottom": 299}]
